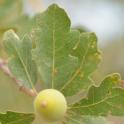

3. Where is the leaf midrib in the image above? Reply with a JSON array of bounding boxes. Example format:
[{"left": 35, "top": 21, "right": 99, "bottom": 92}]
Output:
[
  {"left": 71, "top": 95, "right": 108, "bottom": 109},
  {"left": 70, "top": 92, "right": 124, "bottom": 109},
  {"left": 51, "top": 5, "right": 56, "bottom": 88},
  {"left": 13, "top": 43, "right": 34, "bottom": 89}
]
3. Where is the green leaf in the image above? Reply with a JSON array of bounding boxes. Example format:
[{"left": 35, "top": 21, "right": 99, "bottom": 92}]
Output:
[
  {"left": 3, "top": 30, "right": 37, "bottom": 89},
  {"left": 32, "top": 4, "right": 78, "bottom": 90},
  {"left": 61, "top": 33, "right": 101, "bottom": 96},
  {"left": 0, "top": 111, "right": 35, "bottom": 124},
  {"left": 69, "top": 73, "right": 124, "bottom": 116},
  {"left": 32, "top": 4, "right": 101, "bottom": 96},
  {"left": 65, "top": 114, "right": 112, "bottom": 124}
]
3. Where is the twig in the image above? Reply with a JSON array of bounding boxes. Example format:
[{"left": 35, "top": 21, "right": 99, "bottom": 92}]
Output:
[
  {"left": 0, "top": 58, "right": 37, "bottom": 97},
  {"left": 120, "top": 80, "right": 124, "bottom": 83},
  {"left": 119, "top": 80, "right": 124, "bottom": 88}
]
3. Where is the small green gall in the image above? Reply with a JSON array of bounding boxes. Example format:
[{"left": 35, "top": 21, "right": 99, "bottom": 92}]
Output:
[{"left": 34, "top": 89, "right": 67, "bottom": 122}]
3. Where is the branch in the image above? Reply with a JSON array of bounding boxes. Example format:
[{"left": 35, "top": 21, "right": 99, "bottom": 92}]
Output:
[{"left": 0, "top": 58, "right": 37, "bottom": 97}]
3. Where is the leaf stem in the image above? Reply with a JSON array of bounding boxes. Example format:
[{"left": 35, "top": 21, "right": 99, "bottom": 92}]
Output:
[{"left": 0, "top": 58, "right": 37, "bottom": 97}]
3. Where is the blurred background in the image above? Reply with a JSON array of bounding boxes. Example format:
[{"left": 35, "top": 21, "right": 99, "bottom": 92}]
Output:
[{"left": 0, "top": 0, "right": 124, "bottom": 124}]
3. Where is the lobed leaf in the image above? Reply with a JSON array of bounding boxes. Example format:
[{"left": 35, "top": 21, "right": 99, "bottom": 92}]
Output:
[
  {"left": 32, "top": 4, "right": 78, "bottom": 90},
  {"left": 32, "top": 4, "right": 101, "bottom": 96},
  {"left": 69, "top": 73, "right": 124, "bottom": 116},
  {"left": 0, "top": 111, "right": 34, "bottom": 124},
  {"left": 3, "top": 30, "right": 37, "bottom": 89}
]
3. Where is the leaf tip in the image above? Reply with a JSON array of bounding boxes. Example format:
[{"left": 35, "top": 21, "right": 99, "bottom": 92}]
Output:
[
  {"left": 109, "top": 73, "right": 121, "bottom": 84},
  {"left": 3, "top": 29, "right": 19, "bottom": 41},
  {"left": 49, "top": 3, "right": 59, "bottom": 8}
]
